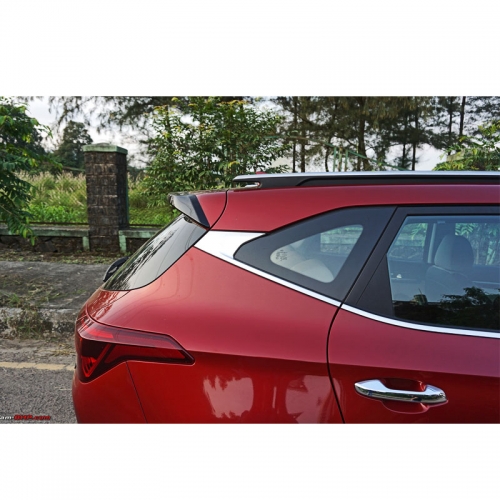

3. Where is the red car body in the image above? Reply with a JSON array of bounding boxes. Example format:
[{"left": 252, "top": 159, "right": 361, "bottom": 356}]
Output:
[{"left": 72, "top": 172, "right": 500, "bottom": 423}]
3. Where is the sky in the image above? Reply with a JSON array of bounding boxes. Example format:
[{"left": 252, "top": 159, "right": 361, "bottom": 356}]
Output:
[{"left": 27, "top": 97, "right": 143, "bottom": 160}]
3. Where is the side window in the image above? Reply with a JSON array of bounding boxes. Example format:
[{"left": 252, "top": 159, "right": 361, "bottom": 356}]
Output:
[
  {"left": 235, "top": 207, "right": 394, "bottom": 301},
  {"left": 388, "top": 221, "right": 428, "bottom": 263},
  {"left": 386, "top": 215, "right": 500, "bottom": 331}
]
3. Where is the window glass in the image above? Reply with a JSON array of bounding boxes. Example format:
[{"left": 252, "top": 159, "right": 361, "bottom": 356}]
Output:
[
  {"left": 387, "top": 215, "right": 500, "bottom": 331},
  {"left": 235, "top": 207, "right": 394, "bottom": 301},
  {"left": 321, "top": 225, "right": 363, "bottom": 257},
  {"left": 271, "top": 225, "right": 363, "bottom": 283},
  {"left": 103, "top": 216, "right": 207, "bottom": 291},
  {"left": 388, "top": 222, "right": 427, "bottom": 262}
]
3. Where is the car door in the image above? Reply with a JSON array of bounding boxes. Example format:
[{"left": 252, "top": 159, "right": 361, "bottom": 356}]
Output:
[{"left": 328, "top": 206, "right": 500, "bottom": 423}]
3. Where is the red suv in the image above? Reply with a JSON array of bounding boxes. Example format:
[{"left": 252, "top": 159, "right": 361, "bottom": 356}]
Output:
[{"left": 72, "top": 172, "right": 500, "bottom": 423}]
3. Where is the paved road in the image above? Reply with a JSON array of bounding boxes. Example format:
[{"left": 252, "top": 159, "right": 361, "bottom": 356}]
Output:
[
  {"left": 0, "top": 339, "right": 77, "bottom": 424},
  {"left": 0, "top": 260, "right": 109, "bottom": 424},
  {"left": 0, "top": 365, "right": 76, "bottom": 423}
]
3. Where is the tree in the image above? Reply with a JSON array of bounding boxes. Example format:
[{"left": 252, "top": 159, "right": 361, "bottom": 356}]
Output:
[
  {"left": 273, "top": 97, "right": 324, "bottom": 172},
  {"left": 143, "top": 97, "right": 291, "bottom": 204},
  {"left": 375, "top": 97, "right": 435, "bottom": 170},
  {"left": 35, "top": 96, "right": 247, "bottom": 168},
  {"left": 45, "top": 96, "right": 178, "bottom": 134},
  {"left": 431, "top": 97, "right": 462, "bottom": 151},
  {"left": 465, "top": 97, "right": 500, "bottom": 135},
  {"left": 434, "top": 120, "right": 500, "bottom": 171},
  {"left": 0, "top": 97, "right": 56, "bottom": 239},
  {"left": 430, "top": 97, "right": 500, "bottom": 153},
  {"left": 53, "top": 120, "right": 92, "bottom": 173}
]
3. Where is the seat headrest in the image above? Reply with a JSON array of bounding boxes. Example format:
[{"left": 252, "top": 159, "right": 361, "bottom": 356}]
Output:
[{"left": 434, "top": 235, "right": 474, "bottom": 273}]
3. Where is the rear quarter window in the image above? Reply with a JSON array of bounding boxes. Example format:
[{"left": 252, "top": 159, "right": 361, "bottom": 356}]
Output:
[{"left": 235, "top": 207, "right": 394, "bottom": 301}]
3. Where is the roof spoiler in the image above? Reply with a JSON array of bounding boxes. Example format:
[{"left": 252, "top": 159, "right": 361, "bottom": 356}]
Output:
[{"left": 167, "top": 193, "right": 210, "bottom": 228}]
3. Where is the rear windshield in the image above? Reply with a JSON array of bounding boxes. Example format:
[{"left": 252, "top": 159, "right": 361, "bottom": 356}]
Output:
[{"left": 103, "top": 216, "right": 207, "bottom": 291}]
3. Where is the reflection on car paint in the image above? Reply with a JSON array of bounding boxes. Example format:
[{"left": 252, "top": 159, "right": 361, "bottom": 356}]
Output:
[
  {"left": 203, "top": 376, "right": 254, "bottom": 420},
  {"left": 201, "top": 372, "right": 337, "bottom": 423}
]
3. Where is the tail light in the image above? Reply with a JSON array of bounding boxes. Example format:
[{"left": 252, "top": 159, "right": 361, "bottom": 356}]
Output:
[{"left": 75, "top": 311, "right": 194, "bottom": 382}]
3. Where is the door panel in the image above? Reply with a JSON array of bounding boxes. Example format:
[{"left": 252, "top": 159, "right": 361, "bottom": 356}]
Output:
[{"left": 328, "top": 308, "right": 500, "bottom": 423}]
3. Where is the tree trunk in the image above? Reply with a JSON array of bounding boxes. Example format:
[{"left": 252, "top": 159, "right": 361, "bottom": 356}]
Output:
[
  {"left": 402, "top": 113, "right": 408, "bottom": 169},
  {"left": 411, "top": 107, "right": 419, "bottom": 171},
  {"left": 448, "top": 97, "right": 454, "bottom": 148},
  {"left": 299, "top": 107, "right": 307, "bottom": 172},
  {"left": 324, "top": 134, "right": 334, "bottom": 172},
  {"left": 300, "top": 140, "right": 306, "bottom": 172},
  {"left": 356, "top": 97, "right": 371, "bottom": 170},
  {"left": 459, "top": 96, "right": 467, "bottom": 138},
  {"left": 357, "top": 118, "right": 369, "bottom": 171},
  {"left": 292, "top": 97, "right": 298, "bottom": 173}
]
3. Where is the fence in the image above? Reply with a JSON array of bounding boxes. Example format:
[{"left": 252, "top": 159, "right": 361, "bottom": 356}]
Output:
[
  {"left": 21, "top": 172, "right": 171, "bottom": 227},
  {"left": 0, "top": 144, "right": 164, "bottom": 254}
]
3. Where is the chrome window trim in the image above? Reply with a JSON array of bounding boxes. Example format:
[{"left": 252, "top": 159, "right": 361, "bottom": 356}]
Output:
[
  {"left": 342, "top": 304, "right": 500, "bottom": 339},
  {"left": 195, "top": 231, "right": 500, "bottom": 339},
  {"left": 195, "top": 230, "right": 341, "bottom": 307},
  {"left": 195, "top": 230, "right": 265, "bottom": 260}
]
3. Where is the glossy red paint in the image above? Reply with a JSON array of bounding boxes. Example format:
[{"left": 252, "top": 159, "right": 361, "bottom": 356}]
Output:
[
  {"left": 196, "top": 191, "right": 227, "bottom": 227},
  {"left": 215, "top": 184, "right": 498, "bottom": 231},
  {"left": 85, "top": 248, "right": 343, "bottom": 423},
  {"left": 128, "top": 355, "right": 340, "bottom": 423},
  {"left": 88, "top": 249, "right": 334, "bottom": 363},
  {"left": 328, "top": 308, "right": 500, "bottom": 423},
  {"left": 72, "top": 363, "right": 146, "bottom": 423}
]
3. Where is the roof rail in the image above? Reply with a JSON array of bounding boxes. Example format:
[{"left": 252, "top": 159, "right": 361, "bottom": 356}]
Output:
[{"left": 233, "top": 171, "right": 500, "bottom": 189}]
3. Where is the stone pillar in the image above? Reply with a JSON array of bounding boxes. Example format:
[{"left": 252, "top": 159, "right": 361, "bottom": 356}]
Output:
[{"left": 83, "top": 143, "right": 129, "bottom": 252}]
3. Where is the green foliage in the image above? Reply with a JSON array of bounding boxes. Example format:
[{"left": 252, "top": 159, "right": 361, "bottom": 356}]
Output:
[
  {"left": 0, "top": 97, "right": 59, "bottom": 240},
  {"left": 143, "top": 97, "right": 291, "bottom": 202},
  {"left": 127, "top": 175, "right": 175, "bottom": 225},
  {"left": 47, "top": 96, "right": 182, "bottom": 133},
  {"left": 33, "top": 95, "right": 500, "bottom": 173},
  {"left": 53, "top": 120, "right": 93, "bottom": 173},
  {"left": 434, "top": 120, "right": 500, "bottom": 171},
  {"left": 21, "top": 172, "right": 173, "bottom": 226},
  {"left": 275, "top": 96, "right": 436, "bottom": 171},
  {"left": 44, "top": 96, "right": 246, "bottom": 166},
  {"left": 24, "top": 172, "right": 87, "bottom": 223}
]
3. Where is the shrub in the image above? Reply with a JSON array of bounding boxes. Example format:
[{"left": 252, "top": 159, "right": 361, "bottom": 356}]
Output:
[{"left": 13, "top": 172, "right": 174, "bottom": 226}]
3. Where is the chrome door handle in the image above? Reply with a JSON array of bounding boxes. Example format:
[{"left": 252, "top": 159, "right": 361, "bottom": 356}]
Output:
[{"left": 354, "top": 379, "right": 447, "bottom": 404}]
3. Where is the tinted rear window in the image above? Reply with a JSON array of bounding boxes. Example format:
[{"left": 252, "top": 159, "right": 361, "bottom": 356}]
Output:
[{"left": 103, "top": 216, "right": 207, "bottom": 291}]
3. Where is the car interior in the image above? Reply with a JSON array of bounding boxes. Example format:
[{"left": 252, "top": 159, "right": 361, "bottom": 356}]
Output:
[{"left": 388, "top": 218, "right": 500, "bottom": 306}]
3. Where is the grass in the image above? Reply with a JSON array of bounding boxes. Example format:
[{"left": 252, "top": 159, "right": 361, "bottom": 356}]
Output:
[{"left": 17, "top": 172, "right": 175, "bottom": 226}]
